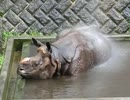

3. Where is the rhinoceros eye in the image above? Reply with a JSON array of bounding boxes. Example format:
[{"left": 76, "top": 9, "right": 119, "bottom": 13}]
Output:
[
  {"left": 33, "top": 59, "right": 43, "bottom": 67},
  {"left": 33, "top": 61, "right": 39, "bottom": 66}
]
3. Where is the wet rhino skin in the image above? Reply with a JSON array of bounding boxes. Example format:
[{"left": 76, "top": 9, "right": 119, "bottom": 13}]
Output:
[
  {"left": 50, "top": 29, "right": 111, "bottom": 75},
  {"left": 18, "top": 27, "right": 112, "bottom": 79}
]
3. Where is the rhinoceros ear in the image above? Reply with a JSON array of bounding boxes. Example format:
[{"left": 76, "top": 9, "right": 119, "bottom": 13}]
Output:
[
  {"left": 32, "top": 38, "right": 43, "bottom": 47},
  {"left": 46, "top": 42, "right": 52, "bottom": 53}
]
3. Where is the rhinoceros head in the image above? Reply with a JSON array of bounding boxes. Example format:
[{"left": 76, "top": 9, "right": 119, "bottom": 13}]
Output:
[{"left": 17, "top": 38, "right": 59, "bottom": 79}]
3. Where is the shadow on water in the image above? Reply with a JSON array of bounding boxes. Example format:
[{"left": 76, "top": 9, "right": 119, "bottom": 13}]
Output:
[{"left": 20, "top": 40, "right": 130, "bottom": 99}]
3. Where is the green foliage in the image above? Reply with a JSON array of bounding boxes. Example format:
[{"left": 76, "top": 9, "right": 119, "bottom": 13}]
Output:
[
  {"left": 28, "top": 30, "right": 43, "bottom": 36},
  {"left": 0, "top": 11, "right": 4, "bottom": 17},
  {"left": 125, "top": 18, "right": 130, "bottom": 34},
  {"left": 0, "top": 32, "right": 20, "bottom": 71},
  {"left": 2, "top": 31, "right": 20, "bottom": 50},
  {"left": 0, "top": 31, "right": 57, "bottom": 71},
  {"left": 71, "top": 0, "right": 76, "bottom": 2},
  {"left": 27, "top": 30, "right": 57, "bottom": 37},
  {"left": 0, "top": 54, "right": 3, "bottom": 70},
  {"left": 2, "top": 31, "right": 20, "bottom": 42}
]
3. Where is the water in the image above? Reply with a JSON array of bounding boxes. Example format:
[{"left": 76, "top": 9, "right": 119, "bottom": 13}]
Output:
[{"left": 21, "top": 41, "right": 130, "bottom": 99}]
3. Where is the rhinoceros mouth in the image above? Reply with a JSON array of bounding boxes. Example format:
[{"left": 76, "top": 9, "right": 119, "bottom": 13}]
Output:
[
  {"left": 17, "top": 67, "right": 31, "bottom": 75},
  {"left": 18, "top": 70, "right": 32, "bottom": 79},
  {"left": 18, "top": 70, "right": 30, "bottom": 76}
]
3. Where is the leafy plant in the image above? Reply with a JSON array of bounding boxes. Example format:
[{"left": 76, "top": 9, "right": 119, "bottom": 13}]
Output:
[
  {"left": 0, "top": 31, "right": 56, "bottom": 71},
  {"left": 126, "top": 19, "right": 130, "bottom": 33},
  {"left": 0, "top": 11, "right": 4, "bottom": 17},
  {"left": 0, "top": 54, "right": 4, "bottom": 70},
  {"left": 0, "top": 32, "right": 20, "bottom": 71},
  {"left": 28, "top": 30, "right": 43, "bottom": 36},
  {"left": 2, "top": 31, "right": 20, "bottom": 42},
  {"left": 2, "top": 31, "right": 20, "bottom": 50}
]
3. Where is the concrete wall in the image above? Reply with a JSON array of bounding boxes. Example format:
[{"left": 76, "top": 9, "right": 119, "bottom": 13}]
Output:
[{"left": 0, "top": 0, "right": 130, "bottom": 34}]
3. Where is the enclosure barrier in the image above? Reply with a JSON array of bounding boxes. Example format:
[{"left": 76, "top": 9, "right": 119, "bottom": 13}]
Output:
[{"left": 0, "top": 35, "right": 130, "bottom": 100}]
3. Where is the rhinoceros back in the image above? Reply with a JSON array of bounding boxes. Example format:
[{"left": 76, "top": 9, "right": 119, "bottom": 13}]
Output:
[
  {"left": 55, "top": 26, "right": 111, "bottom": 66},
  {"left": 75, "top": 26, "right": 112, "bottom": 65}
]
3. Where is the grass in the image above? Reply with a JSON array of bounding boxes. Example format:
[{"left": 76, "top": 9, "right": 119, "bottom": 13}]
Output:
[
  {"left": 0, "top": 11, "right": 4, "bottom": 17},
  {"left": 127, "top": 19, "right": 130, "bottom": 34},
  {"left": 0, "top": 31, "right": 20, "bottom": 71},
  {"left": 2, "top": 32, "right": 20, "bottom": 49},
  {"left": 0, "top": 54, "right": 3, "bottom": 70},
  {"left": 2, "top": 31, "right": 20, "bottom": 41},
  {"left": 0, "top": 31, "right": 56, "bottom": 71}
]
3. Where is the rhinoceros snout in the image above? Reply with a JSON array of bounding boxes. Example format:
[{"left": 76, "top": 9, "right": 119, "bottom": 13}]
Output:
[
  {"left": 17, "top": 64, "right": 27, "bottom": 75},
  {"left": 19, "top": 67, "right": 26, "bottom": 74}
]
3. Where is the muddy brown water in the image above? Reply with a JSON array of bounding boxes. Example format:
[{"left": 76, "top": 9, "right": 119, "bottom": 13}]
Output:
[{"left": 21, "top": 41, "right": 130, "bottom": 99}]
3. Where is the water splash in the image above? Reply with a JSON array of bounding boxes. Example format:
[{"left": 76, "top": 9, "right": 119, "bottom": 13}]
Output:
[
  {"left": 60, "top": 24, "right": 129, "bottom": 67},
  {"left": 73, "top": 25, "right": 112, "bottom": 65}
]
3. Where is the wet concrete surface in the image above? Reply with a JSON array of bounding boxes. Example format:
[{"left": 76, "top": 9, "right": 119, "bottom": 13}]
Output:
[{"left": 22, "top": 41, "right": 130, "bottom": 99}]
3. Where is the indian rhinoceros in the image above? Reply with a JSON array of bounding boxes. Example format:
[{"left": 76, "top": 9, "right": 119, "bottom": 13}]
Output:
[{"left": 17, "top": 26, "right": 111, "bottom": 79}]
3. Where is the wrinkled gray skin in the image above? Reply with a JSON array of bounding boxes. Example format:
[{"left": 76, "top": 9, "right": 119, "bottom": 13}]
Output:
[{"left": 17, "top": 27, "right": 111, "bottom": 79}]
